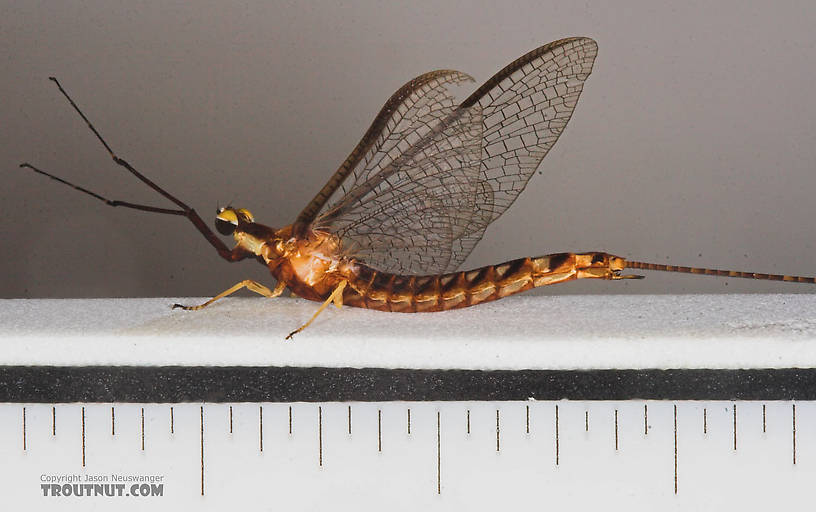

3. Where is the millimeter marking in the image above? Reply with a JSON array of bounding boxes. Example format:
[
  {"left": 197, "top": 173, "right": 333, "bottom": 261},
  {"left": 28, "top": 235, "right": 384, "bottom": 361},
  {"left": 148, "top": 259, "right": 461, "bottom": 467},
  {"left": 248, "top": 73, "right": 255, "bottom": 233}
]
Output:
[
  {"left": 259, "top": 406, "right": 264, "bottom": 452},
  {"left": 467, "top": 410, "right": 471, "bottom": 435},
  {"left": 526, "top": 405, "right": 530, "bottom": 434},
  {"left": 674, "top": 404, "right": 678, "bottom": 494},
  {"left": 733, "top": 404, "right": 737, "bottom": 451},
  {"left": 378, "top": 409, "right": 382, "bottom": 452},
  {"left": 555, "top": 405, "right": 560, "bottom": 466},
  {"left": 229, "top": 406, "right": 233, "bottom": 434},
  {"left": 200, "top": 406, "right": 204, "bottom": 496},
  {"left": 348, "top": 406, "right": 352, "bottom": 435},
  {"left": 703, "top": 408, "right": 707, "bottom": 434},
  {"left": 170, "top": 407, "right": 174, "bottom": 434},
  {"left": 289, "top": 406, "right": 293, "bottom": 435},
  {"left": 22, "top": 407, "right": 26, "bottom": 451},
  {"left": 585, "top": 411, "right": 589, "bottom": 432},
  {"left": 81, "top": 407, "right": 85, "bottom": 467},
  {"left": 111, "top": 406, "right": 115, "bottom": 436},
  {"left": 52, "top": 406, "right": 56, "bottom": 436},
  {"left": 496, "top": 410, "right": 500, "bottom": 452},
  {"left": 793, "top": 404, "right": 797, "bottom": 465},
  {"left": 763, "top": 404, "right": 766, "bottom": 433},
  {"left": 407, "top": 408, "right": 411, "bottom": 435},
  {"left": 437, "top": 411, "right": 441, "bottom": 495},
  {"left": 614, "top": 409, "right": 619, "bottom": 451},
  {"left": 644, "top": 404, "right": 648, "bottom": 435},
  {"left": 140, "top": 407, "right": 145, "bottom": 451},
  {"left": 318, "top": 406, "right": 323, "bottom": 467}
]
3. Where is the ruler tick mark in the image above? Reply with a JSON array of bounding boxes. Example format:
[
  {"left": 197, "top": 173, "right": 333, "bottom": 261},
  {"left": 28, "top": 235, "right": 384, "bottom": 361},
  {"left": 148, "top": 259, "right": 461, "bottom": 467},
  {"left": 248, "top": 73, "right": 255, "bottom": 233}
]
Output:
[
  {"left": 200, "top": 406, "right": 204, "bottom": 496},
  {"left": 259, "top": 406, "right": 264, "bottom": 452},
  {"left": 111, "top": 406, "right": 115, "bottom": 436},
  {"left": 555, "top": 405, "right": 559, "bottom": 466},
  {"left": 793, "top": 403, "right": 796, "bottom": 465},
  {"left": 229, "top": 406, "right": 233, "bottom": 434},
  {"left": 348, "top": 406, "right": 352, "bottom": 435},
  {"left": 141, "top": 407, "right": 145, "bottom": 451},
  {"left": 467, "top": 410, "right": 471, "bottom": 435},
  {"left": 289, "top": 406, "right": 293, "bottom": 435},
  {"left": 674, "top": 404, "right": 678, "bottom": 494},
  {"left": 763, "top": 404, "right": 766, "bottom": 433},
  {"left": 703, "top": 408, "right": 707, "bottom": 435},
  {"left": 644, "top": 404, "right": 648, "bottom": 435},
  {"left": 318, "top": 406, "right": 323, "bottom": 467},
  {"left": 733, "top": 404, "right": 737, "bottom": 451},
  {"left": 496, "top": 409, "right": 500, "bottom": 452},
  {"left": 526, "top": 405, "right": 530, "bottom": 434},
  {"left": 585, "top": 411, "right": 589, "bottom": 432},
  {"left": 170, "top": 406, "right": 174, "bottom": 434},
  {"left": 81, "top": 406, "right": 86, "bottom": 467},
  {"left": 614, "top": 409, "right": 619, "bottom": 451},
  {"left": 22, "top": 407, "right": 26, "bottom": 451},
  {"left": 407, "top": 408, "right": 411, "bottom": 435},
  {"left": 437, "top": 411, "right": 441, "bottom": 495},
  {"left": 378, "top": 409, "right": 382, "bottom": 452},
  {"left": 52, "top": 406, "right": 56, "bottom": 436}
]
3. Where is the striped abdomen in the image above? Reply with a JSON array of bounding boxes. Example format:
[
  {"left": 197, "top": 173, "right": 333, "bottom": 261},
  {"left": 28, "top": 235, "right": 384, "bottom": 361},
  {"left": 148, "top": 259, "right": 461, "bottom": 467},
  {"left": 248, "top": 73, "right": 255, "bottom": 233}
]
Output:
[{"left": 342, "top": 252, "right": 621, "bottom": 312}]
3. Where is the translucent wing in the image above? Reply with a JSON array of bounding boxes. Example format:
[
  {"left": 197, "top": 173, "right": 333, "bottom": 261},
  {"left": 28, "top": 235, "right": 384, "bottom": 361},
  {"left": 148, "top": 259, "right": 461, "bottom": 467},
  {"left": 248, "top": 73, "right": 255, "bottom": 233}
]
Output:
[
  {"left": 314, "top": 37, "right": 598, "bottom": 274},
  {"left": 313, "top": 69, "right": 484, "bottom": 273}
]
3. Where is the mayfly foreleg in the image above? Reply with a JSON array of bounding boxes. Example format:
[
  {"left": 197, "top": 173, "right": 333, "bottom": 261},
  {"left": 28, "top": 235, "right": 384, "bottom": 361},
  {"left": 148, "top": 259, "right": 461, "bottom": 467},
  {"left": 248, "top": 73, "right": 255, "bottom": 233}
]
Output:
[
  {"left": 285, "top": 280, "right": 348, "bottom": 340},
  {"left": 46, "top": 77, "right": 188, "bottom": 210},
  {"left": 173, "top": 280, "right": 286, "bottom": 311},
  {"left": 20, "top": 77, "right": 239, "bottom": 262},
  {"left": 19, "top": 163, "right": 190, "bottom": 217}
]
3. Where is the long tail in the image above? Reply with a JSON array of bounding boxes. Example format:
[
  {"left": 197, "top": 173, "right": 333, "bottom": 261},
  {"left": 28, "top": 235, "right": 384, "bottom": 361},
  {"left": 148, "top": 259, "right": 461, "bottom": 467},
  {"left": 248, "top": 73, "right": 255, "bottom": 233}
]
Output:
[{"left": 625, "top": 260, "right": 816, "bottom": 284}]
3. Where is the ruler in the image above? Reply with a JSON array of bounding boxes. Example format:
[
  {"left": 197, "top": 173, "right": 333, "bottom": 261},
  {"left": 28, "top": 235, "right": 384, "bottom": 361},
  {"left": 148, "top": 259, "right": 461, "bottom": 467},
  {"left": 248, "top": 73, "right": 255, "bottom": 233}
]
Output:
[
  {"left": 3, "top": 296, "right": 815, "bottom": 509},
  {"left": 1, "top": 400, "right": 810, "bottom": 510}
]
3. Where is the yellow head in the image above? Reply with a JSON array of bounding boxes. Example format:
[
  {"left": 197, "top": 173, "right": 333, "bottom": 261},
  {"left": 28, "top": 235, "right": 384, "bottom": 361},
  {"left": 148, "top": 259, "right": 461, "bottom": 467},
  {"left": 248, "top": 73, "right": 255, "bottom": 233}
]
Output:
[{"left": 215, "top": 207, "right": 254, "bottom": 236}]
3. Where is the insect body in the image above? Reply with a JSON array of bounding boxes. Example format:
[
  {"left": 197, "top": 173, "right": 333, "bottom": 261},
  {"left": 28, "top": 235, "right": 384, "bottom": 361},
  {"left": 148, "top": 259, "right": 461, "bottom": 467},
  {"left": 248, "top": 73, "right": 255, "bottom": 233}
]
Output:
[
  {"left": 20, "top": 37, "right": 816, "bottom": 339},
  {"left": 221, "top": 212, "right": 634, "bottom": 311}
]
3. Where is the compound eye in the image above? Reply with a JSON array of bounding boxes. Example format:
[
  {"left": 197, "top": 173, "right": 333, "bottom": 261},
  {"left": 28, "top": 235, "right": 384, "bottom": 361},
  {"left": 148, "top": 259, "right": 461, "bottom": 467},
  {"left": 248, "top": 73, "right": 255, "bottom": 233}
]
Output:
[{"left": 215, "top": 218, "right": 236, "bottom": 235}]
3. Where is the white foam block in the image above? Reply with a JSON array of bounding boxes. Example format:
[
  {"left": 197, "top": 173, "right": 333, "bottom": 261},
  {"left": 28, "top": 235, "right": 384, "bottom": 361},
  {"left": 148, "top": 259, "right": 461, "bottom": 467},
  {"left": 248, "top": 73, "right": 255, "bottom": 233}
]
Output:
[{"left": 1, "top": 295, "right": 815, "bottom": 369}]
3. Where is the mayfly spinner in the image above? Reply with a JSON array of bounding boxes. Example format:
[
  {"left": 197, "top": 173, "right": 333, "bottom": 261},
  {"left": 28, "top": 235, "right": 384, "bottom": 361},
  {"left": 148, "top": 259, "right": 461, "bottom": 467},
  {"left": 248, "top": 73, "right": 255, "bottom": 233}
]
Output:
[{"left": 20, "top": 37, "right": 816, "bottom": 339}]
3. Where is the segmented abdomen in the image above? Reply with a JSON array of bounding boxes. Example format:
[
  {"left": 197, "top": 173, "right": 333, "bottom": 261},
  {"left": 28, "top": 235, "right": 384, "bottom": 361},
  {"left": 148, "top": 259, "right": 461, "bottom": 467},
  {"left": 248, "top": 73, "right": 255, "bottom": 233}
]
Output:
[{"left": 342, "top": 252, "right": 581, "bottom": 312}]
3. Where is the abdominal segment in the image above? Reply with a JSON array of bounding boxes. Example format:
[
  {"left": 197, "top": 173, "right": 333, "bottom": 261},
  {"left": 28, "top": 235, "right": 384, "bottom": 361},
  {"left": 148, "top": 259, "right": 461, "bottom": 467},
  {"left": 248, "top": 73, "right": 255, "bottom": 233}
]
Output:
[{"left": 339, "top": 252, "right": 611, "bottom": 312}]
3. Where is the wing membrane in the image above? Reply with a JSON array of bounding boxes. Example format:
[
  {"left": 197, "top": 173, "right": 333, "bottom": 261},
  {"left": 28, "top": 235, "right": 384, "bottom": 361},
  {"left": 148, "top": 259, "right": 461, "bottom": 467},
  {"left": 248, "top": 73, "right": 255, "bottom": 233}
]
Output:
[
  {"left": 315, "top": 37, "right": 598, "bottom": 274},
  {"left": 295, "top": 70, "right": 475, "bottom": 229}
]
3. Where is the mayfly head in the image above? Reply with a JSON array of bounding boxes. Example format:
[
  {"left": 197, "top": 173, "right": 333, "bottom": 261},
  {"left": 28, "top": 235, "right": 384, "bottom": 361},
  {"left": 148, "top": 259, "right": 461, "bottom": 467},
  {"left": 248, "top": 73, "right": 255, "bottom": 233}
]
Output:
[{"left": 215, "top": 206, "right": 255, "bottom": 236}]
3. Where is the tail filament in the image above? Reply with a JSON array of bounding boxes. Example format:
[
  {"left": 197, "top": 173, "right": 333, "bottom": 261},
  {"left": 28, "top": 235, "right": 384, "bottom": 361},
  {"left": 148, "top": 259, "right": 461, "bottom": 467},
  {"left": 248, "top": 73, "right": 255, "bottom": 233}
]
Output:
[{"left": 626, "top": 260, "right": 816, "bottom": 284}]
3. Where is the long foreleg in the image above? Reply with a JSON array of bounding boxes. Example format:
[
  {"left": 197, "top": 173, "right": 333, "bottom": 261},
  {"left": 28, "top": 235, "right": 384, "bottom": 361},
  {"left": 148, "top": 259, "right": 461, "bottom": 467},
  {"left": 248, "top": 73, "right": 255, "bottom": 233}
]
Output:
[{"left": 19, "top": 77, "right": 239, "bottom": 262}]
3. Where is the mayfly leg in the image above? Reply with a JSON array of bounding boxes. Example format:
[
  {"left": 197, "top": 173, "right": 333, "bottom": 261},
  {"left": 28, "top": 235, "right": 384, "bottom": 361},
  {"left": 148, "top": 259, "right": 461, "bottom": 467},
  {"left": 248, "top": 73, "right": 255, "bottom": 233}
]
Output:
[
  {"left": 18, "top": 77, "right": 243, "bottom": 263},
  {"left": 19, "top": 163, "right": 189, "bottom": 217},
  {"left": 286, "top": 280, "right": 348, "bottom": 340},
  {"left": 174, "top": 280, "right": 286, "bottom": 310}
]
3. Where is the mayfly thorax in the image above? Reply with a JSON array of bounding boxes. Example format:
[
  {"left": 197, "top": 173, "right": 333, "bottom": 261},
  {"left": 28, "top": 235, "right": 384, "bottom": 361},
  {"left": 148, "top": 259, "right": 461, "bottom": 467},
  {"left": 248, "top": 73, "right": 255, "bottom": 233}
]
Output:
[{"left": 19, "top": 37, "right": 816, "bottom": 339}]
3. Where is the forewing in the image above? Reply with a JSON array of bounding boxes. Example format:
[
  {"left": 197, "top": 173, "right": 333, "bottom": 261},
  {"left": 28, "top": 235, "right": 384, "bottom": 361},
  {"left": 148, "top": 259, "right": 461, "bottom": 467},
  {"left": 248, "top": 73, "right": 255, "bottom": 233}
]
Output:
[
  {"left": 316, "top": 71, "right": 484, "bottom": 274},
  {"left": 294, "top": 70, "right": 475, "bottom": 229},
  {"left": 318, "top": 37, "right": 598, "bottom": 275}
]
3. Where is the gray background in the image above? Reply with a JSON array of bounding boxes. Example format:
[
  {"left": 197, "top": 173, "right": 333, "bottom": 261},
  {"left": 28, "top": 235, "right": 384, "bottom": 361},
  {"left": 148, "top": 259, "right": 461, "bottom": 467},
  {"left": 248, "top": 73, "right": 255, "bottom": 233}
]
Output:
[{"left": 2, "top": 1, "right": 815, "bottom": 298}]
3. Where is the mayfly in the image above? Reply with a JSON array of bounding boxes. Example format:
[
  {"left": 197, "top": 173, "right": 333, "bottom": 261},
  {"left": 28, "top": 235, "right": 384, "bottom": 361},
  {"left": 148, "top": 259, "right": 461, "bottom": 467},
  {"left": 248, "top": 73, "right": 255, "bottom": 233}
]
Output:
[{"left": 20, "top": 37, "right": 816, "bottom": 339}]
